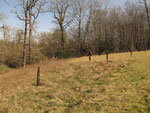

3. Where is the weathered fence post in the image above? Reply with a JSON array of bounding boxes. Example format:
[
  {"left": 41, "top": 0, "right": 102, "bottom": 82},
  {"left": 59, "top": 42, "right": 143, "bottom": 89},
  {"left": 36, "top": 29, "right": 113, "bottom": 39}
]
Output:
[
  {"left": 37, "top": 66, "right": 40, "bottom": 86},
  {"left": 89, "top": 55, "right": 91, "bottom": 61},
  {"left": 130, "top": 49, "right": 132, "bottom": 56},
  {"left": 106, "top": 51, "right": 108, "bottom": 62}
]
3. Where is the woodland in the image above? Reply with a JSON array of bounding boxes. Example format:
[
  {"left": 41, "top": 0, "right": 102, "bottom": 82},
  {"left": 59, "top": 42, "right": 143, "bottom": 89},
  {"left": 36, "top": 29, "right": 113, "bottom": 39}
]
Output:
[{"left": 0, "top": 0, "right": 150, "bottom": 67}]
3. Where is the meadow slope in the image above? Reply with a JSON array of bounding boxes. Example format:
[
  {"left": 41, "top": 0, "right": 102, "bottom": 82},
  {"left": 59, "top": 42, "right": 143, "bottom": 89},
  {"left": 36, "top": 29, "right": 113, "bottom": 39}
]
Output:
[{"left": 1, "top": 51, "right": 150, "bottom": 113}]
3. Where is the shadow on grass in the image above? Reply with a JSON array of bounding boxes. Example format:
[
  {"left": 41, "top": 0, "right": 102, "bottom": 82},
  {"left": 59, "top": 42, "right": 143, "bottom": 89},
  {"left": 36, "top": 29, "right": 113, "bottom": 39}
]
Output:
[{"left": 32, "top": 83, "right": 45, "bottom": 86}]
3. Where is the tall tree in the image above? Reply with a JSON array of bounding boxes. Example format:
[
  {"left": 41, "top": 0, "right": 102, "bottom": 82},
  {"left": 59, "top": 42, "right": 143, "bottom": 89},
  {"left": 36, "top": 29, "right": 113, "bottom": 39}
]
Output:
[
  {"left": 71, "top": 0, "right": 89, "bottom": 56},
  {"left": 28, "top": 0, "right": 46, "bottom": 64},
  {"left": 49, "top": 0, "right": 73, "bottom": 56},
  {"left": 141, "top": 0, "right": 150, "bottom": 28},
  {"left": 15, "top": 0, "right": 39, "bottom": 67},
  {"left": 15, "top": 0, "right": 46, "bottom": 67},
  {"left": 140, "top": 0, "right": 150, "bottom": 48}
]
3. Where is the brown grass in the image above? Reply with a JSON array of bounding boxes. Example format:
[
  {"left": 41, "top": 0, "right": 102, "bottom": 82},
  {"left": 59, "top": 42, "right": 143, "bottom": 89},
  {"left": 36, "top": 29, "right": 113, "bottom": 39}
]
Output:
[{"left": 0, "top": 51, "right": 150, "bottom": 112}]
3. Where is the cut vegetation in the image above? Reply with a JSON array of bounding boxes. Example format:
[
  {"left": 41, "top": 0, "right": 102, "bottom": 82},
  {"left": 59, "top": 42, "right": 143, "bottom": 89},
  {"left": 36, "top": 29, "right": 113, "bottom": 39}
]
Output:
[{"left": 0, "top": 51, "right": 150, "bottom": 113}]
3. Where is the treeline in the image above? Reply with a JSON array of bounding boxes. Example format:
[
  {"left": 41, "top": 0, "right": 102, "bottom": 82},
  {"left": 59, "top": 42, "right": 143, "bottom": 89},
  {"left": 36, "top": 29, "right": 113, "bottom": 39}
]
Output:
[
  {"left": 39, "top": 0, "right": 150, "bottom": 57},
  {"left": 0, "top": 0, "right": 150, "bottom": 67}
]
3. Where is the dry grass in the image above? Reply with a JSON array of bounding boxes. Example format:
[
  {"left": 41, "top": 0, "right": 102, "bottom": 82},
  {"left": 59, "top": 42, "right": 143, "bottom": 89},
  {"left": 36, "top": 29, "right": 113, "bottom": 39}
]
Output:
[{"left": 0, "top": 51, "right": 150, "bottom": 113}]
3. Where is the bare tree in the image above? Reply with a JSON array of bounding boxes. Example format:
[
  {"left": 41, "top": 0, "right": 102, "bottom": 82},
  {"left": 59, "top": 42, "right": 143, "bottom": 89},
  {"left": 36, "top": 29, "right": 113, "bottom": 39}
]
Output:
[
  {"left": 49, "top": 0, "right": 73, "bottom": 55},
  {"left": 13, "top": 29, "right": 24, "bottom": 44},
  {"left": 15, "top": 0, "right": 29, "bottom": 67},
  {"left": 14, "top": 0, "right": 45, "bottom": 67},
  {"left": 28, "top": 0, "right": 46, "bottom": 64},
  {"left": 0, "top": 24, "right": 10, "bottom": 64},
  {"left": 140, "top": 0, "right": 150, "bottom": 28},
  {"left": 71, "top": 0, "right": 89, "bottom": 56},
  {"left": 140, "top": 0, "right": 150, "bottom": 48}
]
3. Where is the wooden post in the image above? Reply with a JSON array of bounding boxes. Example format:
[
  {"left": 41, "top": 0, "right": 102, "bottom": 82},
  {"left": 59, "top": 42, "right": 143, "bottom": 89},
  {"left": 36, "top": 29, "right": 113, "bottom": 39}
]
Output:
[
  {"left": 89, "top": 55, "right": 91, "bottom": 61},
  {"left": 37, "top": 66, "right": 40, "bottom": 86},
  {"left": 130, "top": 49, "right": 132, "bottom": 56},
  {"left": 106, "top": 51, "right": 108, "bottom": 62}
]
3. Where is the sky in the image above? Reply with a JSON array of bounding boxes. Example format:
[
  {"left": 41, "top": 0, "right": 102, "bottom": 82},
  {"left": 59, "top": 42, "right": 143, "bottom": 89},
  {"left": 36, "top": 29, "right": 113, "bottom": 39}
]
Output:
[{"left": 0, "top": 0, "right": 137, "bottom": 34}]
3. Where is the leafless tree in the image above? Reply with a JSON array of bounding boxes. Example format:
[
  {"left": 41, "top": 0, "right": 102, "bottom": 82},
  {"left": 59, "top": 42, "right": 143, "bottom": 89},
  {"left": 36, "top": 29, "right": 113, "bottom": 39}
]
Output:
[
  {"left": 28, "top": 0, "right": 46, "bottom": 64},
  {"left": 49, "top": 0, "right": 73, "bottom": 55},
  {"left": 14, "top": 0, "right": 46, "bottom": 67},
  {"left": 140, "top": 0, "right": 150, "bottom": 28},
  {"left": 15, "top": 0, "right": 30, "bottom": 67},
  {"left": 139, "top": 0, "right": 150, "bottom": 48},
  {"left": 71, "top": 0, "right": 90, "bottom": 56}
]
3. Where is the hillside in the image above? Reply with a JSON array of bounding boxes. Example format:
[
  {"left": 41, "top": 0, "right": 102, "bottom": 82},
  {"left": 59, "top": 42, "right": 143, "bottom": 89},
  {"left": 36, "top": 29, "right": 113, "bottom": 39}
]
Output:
[{"left": 0, "top": 51, "right": 150, "bottom": 113}]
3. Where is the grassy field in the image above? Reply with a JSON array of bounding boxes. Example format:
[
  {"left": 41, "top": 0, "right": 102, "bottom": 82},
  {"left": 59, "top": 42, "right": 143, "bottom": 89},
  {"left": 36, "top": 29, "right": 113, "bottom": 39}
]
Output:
[{"left": 0, "top": 51, "right": 150, "bottom": 113}]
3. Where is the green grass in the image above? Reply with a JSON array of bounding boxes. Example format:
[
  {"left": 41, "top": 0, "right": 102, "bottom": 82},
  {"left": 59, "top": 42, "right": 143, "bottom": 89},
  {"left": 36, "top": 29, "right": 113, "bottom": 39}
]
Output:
[
  {"left": 1, "top": 51, "right": 150, "bottom": 112},
  {"left": 0, "top": 65, "right": 11, "bottom": 74}
]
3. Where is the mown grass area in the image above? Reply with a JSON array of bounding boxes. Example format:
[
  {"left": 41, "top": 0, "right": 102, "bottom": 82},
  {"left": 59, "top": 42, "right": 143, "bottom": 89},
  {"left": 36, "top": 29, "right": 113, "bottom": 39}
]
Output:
[{"left": 0, "top": 51, "right": 150, "bottom": 112}]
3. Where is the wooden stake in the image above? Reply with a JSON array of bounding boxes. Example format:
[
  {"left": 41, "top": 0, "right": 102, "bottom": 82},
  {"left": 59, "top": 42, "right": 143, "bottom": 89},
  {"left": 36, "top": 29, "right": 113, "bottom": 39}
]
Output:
[
  {"left": 130, "top": 49, "right": 132, "bottom": 56},
  {"left": 37, "top": 66, "right": 40, "bottom": 86},
  {"left": 106, "top": 52, "right": 108, "bottom": 62}
]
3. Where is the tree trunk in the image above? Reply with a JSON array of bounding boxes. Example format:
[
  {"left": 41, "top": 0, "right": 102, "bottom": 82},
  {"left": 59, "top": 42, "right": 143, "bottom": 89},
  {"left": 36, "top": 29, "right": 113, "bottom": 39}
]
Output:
[
  {"left": 106, "top": 52, "right": 108, "bottom": 62},
  {"left": 143, "top": 0, "right": 150, "bottom": 49},
  {"left": 29, "top": 1, "right": 32, "bottom": 64},
  {"left": 78, "top": 28, "right": 81, "bottom": 56},
  {"left": 144, "top": 0, "right": 150, "bottom": 28},
  {"left": 2, "top": 24, "right": 6, "bottom": 62},
  {"left": 23, "top": 10, "right": 28, "bottom": 68},
  {"left": 78, "top": 9, "right": 82, "bottom": 56},
  {"left": 61, "top": 27, "right": 65, "bottom": 53},
  {"left": 60, "top": 23, "right": 66, "bottom": 57}
]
